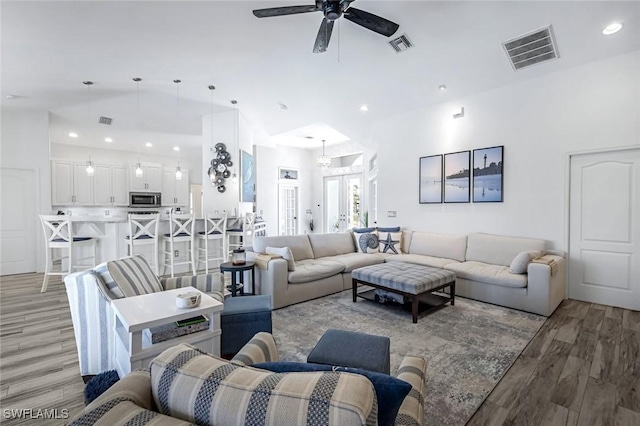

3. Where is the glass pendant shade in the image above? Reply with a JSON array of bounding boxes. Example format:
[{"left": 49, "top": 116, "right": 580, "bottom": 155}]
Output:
[
  {"left": 85, "top": 160, "right": 94, "bottom": 176},
  {"left": 316, "top": 140, "right": 331, "bottom": 168},
  {"left": 135, "top": 163, "right": 143, "bottom": 177},
  {"left": 175, "top": 166, "right": 182, "bottom": 180}
]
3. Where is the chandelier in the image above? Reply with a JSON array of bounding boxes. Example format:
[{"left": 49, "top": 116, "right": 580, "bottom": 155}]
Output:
[{"left": 316, "top": 139, "right": 331, "bottom": 168}]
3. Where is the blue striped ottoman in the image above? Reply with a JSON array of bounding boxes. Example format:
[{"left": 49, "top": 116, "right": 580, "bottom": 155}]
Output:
[{"left": 352, "top": 262, "right": 456, "bottom": 323}]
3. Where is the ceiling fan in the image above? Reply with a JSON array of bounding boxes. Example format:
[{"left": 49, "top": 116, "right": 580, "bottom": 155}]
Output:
[{"left": 252, "top": 0, "right": 399, "bottom": 53}]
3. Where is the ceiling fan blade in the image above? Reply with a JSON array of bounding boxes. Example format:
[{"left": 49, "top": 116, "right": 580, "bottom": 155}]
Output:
[
  {"left": 253, "top": 5, "right": 320, "bottom": 18},
  {"left": 313, "top": 18, "right": 334, "bottom": 53},
  {"left": 343, "top": 7, "right": 399, "bottom": 37}
]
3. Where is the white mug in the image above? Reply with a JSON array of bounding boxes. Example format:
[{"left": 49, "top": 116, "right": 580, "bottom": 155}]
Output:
[{"left": 176, "top": 292, "right": 201, "bottom": 309}]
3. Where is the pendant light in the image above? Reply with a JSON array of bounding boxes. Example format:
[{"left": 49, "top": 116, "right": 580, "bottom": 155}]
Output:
[
  {"left": 175, "top": 162, "right": 182, "bottom": 180},
  {"left": 316, "top": 139, "right": 331, "bottom": 168},
  {"left": 133, "top": 78, "right": 143, "bottom": 177},
  {"left": 231, "top": 100, "right": 238, "bottom": 185},
  {"left": 208, "top": 85, "right": 216, "bottom": 184},
  {"left": 83, "top": 81, "right": 95, "bottom": 175}
]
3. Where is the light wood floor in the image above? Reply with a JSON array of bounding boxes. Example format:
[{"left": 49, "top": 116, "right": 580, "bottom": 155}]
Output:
[{"left": 0, "top": 273, "right": 638, "bottom": 425}]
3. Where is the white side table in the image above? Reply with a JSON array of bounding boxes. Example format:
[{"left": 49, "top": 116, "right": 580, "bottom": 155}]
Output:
[{"left": 111, "top": 287, "right": 223, "bottom": 378}]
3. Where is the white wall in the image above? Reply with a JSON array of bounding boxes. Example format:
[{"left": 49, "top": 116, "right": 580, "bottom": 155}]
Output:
[
  {"left": 371, "top": 51, "right": 640, "bottom": 250},
  {"left": 51, "top": 143, "right": 202, "bottom": 184},
  {"left": 255, "top": 145, "right": 314, "bottom": 236},
  {"left": 0, "top": 109, "right": 51, "bottom": 271}
]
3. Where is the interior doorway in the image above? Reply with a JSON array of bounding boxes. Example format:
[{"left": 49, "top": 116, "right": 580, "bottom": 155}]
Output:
[
  {"left": 568, "top": 147, "right": 639, "bottom": 310},
  {"left": 278, "top": 184, "right": 298, "bottom": 235},
  {"left": 1, "top": 168, "right": 37, "bottom": 275},
  {"left": 324, "top": 173, "right": 362, "bottom": 233}
]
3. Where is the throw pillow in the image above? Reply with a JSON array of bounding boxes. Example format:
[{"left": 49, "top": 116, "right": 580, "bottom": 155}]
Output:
[
  {"left": 509, "top": 250, "right": 543, "bottom": 274},
  {"left": 266, "top": 246, "right": 295, "bottom": 271},
  {"left": 353, "top": 227, "right": 376, "bottom": 233},
  {"left": 255, "top": 361, "right": 412, "bottom": 426},
  {"left": 378, "top": 230, "right": 403, "bottom": 255},
  {"left": 352, "top": 230, "right": 380, "bottom": 254},
  {"left": 103, "top": 255, "right": 163, "bottom": 298},
  {"left": 377, "top": 226, "right": 401, "bottom": 233}
]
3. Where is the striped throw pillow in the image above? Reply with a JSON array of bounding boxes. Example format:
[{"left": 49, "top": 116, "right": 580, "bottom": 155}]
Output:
[
  {"left": 150, "top": 344, "right": 378, "bottom": 426},
  {"left": 102, "top": 255, "right": 163, "bottom": 298}
]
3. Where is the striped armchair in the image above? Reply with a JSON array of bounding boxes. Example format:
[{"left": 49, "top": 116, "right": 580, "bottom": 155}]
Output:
[
  {"left": 65, "top": 255, "right": 225, "bottom": 377},
  {"left": 70, "top": 333, "right": 428, "bottom": 426}
]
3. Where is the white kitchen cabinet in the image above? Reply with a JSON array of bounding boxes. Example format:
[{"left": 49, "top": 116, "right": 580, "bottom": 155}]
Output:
[
  {"left": 94, "top": 164, "right": 129, "bottom": 206},
  {"left": 51, "top": 160, "right": 94, "bottom": 205},
  {"left": 129, "top": 163, "right": 162, "bottom": 192},
  {"left": 161, "top": 168, "right": 190, "bottom": 206}
]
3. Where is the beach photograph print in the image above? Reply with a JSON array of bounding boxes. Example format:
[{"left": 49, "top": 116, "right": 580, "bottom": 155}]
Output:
[
  {"left": 444, "top": 151, "right": 471, "bottom": 203},
  {"left": 473, "top": 146, "right": 503, "bottom": 202},
  {"left": 419, "top": 155, "right": 442, "bottom": 203}
]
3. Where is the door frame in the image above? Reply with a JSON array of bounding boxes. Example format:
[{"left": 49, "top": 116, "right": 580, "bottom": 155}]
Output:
[
  {"left": 278, "top": 183, "right": 299, "bottom": 236},
  {"left": 323, "top": 173, "right": 363, "bottom": 233},
  {"left": 564, "top": 144, "right": 640, "bottom": 299}
]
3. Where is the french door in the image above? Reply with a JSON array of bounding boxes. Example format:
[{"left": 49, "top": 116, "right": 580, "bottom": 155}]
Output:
[
  {"left": 278, "top": 184, "right": 298, "bottom": 235},
  {"left": 324, "top": 174, "right": 362, "bottom": 233}
]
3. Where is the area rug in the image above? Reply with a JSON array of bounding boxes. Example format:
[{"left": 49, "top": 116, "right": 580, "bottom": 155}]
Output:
[{"left": 272, "top": 290, "right": 545, "bottom": 426}]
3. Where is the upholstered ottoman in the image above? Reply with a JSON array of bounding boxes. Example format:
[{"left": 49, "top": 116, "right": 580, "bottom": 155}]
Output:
[
  {"left": 307, "top": 329, "right": 391, "bottom": 374},
  {"left": 221, "top": 295, "right": 272, "bottom": 357}
]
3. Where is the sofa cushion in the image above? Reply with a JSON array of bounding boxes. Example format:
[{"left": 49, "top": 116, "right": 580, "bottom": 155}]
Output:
[
  {"left": 150, "top": 344, "right": 377, "bottom": 426},
  {"left": 409, "top": 232, "right": 468, "bottom": 262},
  {"left": 266, "top": 246, "right": 295, "bottom": 271},
  {"left": 466, "top": 233, "right": 547, "bottom": 267},
  {"left": 323, "top": 253, "right": 385, "bottom": 272},
  {"left": 378, "top": 231, "right": 403, "bottom": 255},
  {"left": 253, "top": 235, "right": 314, "bottom": 261},
  {"left": 445, "top": 261, "right": 528, "bottom": 288},
  {"left": 95, "top": 255, "right": 163, "bottom": 299},
  {"left": 385, "top": 253, "right": 460, "bottom": 269},
  {"left": 309, "top": 232, "right": 356, "bottom": 258},
  {"left": 352, "top": 230, "right": 380, "bottom": 254},
  {"left": 254, "top": 362, "right": 411, "bottom": 426},
  {"left": 509, "top": 250, "right": 543, "bottom": 274},
  {"left": 288, "top": 259, "right": 346, "bottom": 284}
]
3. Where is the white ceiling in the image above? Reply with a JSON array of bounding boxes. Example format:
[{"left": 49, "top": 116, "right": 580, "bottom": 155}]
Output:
[{"left": 2, "top": 1, "right": 639, "bottom": 153}]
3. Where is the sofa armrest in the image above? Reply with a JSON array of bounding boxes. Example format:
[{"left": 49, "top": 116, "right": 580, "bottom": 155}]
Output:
[
  {"left": 527, "top": 255, "right": 567, "bottom": 316},
  {"left": 253, "top": 258, "right": 289, "bottom": 309},
  {"left": 230, "top": 332, "right": 279, "bottom": 366},
  {"left": 161, "top": 274, "right": 224, "bottom": 302},
  {"left": 395, "top": 355, "right": 427, "bottom": 426},
  {"left": 64, "top": 271, "right": 116, "bottom": 376}
]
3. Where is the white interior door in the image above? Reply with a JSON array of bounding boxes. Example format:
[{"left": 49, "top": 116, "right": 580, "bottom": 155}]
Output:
[
  {"left": 278, "top": 184, "right": 298, "bottom": 235},
  {"left": 569, "top": 148, "right": 640, "bottom": 310},
  {"left": 0, "top": 168, "right": 37, "bottom": 275},
  {"left": 324, "top": 174, "right": 362, "bottom": 233}
]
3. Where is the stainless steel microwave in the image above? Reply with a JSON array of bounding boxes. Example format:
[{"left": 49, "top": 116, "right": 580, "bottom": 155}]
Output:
[{"left": 129, "top": 192, "right": 162, "bottom": 207}]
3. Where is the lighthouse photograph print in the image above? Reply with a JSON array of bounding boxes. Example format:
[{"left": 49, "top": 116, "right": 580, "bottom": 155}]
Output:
[
  {"left": 473, "top": 146, "right": 504, "bottom": 202},
  {"left": 444, "top": 150, "right": 471, "bottom": 203}
]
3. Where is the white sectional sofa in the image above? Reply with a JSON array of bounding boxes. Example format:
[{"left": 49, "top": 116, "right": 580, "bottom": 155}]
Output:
[{"left": 248, "top": 230, "right": 566, "bottom": 316}]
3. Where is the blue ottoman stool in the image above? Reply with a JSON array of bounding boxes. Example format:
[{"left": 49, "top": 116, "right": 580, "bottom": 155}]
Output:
[
  {"left": 221, "top": 294, "right": 272, "bottom": 358},
  {"left": 307, "top": 329, "right": 391, "bottom": 374}
]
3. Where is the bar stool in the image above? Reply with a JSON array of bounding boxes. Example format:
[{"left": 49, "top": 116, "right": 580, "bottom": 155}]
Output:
[
  {"left": 227, "top": 212, "right": 255, "bottom": 254},
  {"left": 39, "top": 215, "right": 97, "bottom": 293},
  {"left": 197, "top": 212, "right": 228, "bottom": 274},
  {"left": 162, "top": 212, "right": 196, "bottom": 277},
  {"left": 253, "top": 221, "right": 267, "bottom": 237},
  {"left": 125, "top": 213, "right": 160, "bottom": 275}
]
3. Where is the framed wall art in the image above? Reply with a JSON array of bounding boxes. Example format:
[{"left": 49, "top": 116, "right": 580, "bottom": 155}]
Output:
[
  {"left": 473, "top": 146, "right": 503, "bottom": 202},
  {"left": 240, "top": 149, "right": 255, "bottom": 202},
  {"left": 278, "top": 167, "right": 298, "bottom": 180},
  {"left": 444, "top": 150, "right": 470, "bottom": 203},
  {"left": 419, "top": 155, "right": 442, "bottom": 203}
]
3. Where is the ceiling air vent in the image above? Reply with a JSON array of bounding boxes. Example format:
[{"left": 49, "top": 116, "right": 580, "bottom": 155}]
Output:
[
  {"left": 503, "top": 25, "right": 559, "bottom": 71},
  {"left": 98, "top": 116, "right": 113, "bottom": 125},
  {"left": 389, "top": 34, "right": 413, "bottom": 53}
]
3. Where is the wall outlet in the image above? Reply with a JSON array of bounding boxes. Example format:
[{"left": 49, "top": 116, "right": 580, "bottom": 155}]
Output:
[
  {"left": 104, "top": 210, "right": 110, "bottom": 216},
  {"left": 174, "top": 250, "right": 179, "bottom": 258},
  {"left": 387, "top": 211, "right": 397, "bottom": 218}
]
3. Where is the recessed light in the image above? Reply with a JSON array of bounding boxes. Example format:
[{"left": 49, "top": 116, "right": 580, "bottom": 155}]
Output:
[
  {"left": 69, "top": 132, "right": 78, "bottom": 138},
  {"left": 6, "top": 94, "right": 18, "bottom": 100},
  {"left": 173, "top": 146, "right": 180, "bottom": 151},
  {"left": 439, "top": 85, "right": 447, "bottom": 91},
  {"left": 105, "top": 137, "right": 113, "bottom": 143},
  {"left": 360, "top": 105, "right": 369, "bottom": 112},
  {"left": 145, "top": 142, "right": 153, "bottom": 147},
  {"left": 602, "top": 22, "right": 623, "bottom": 35}
]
